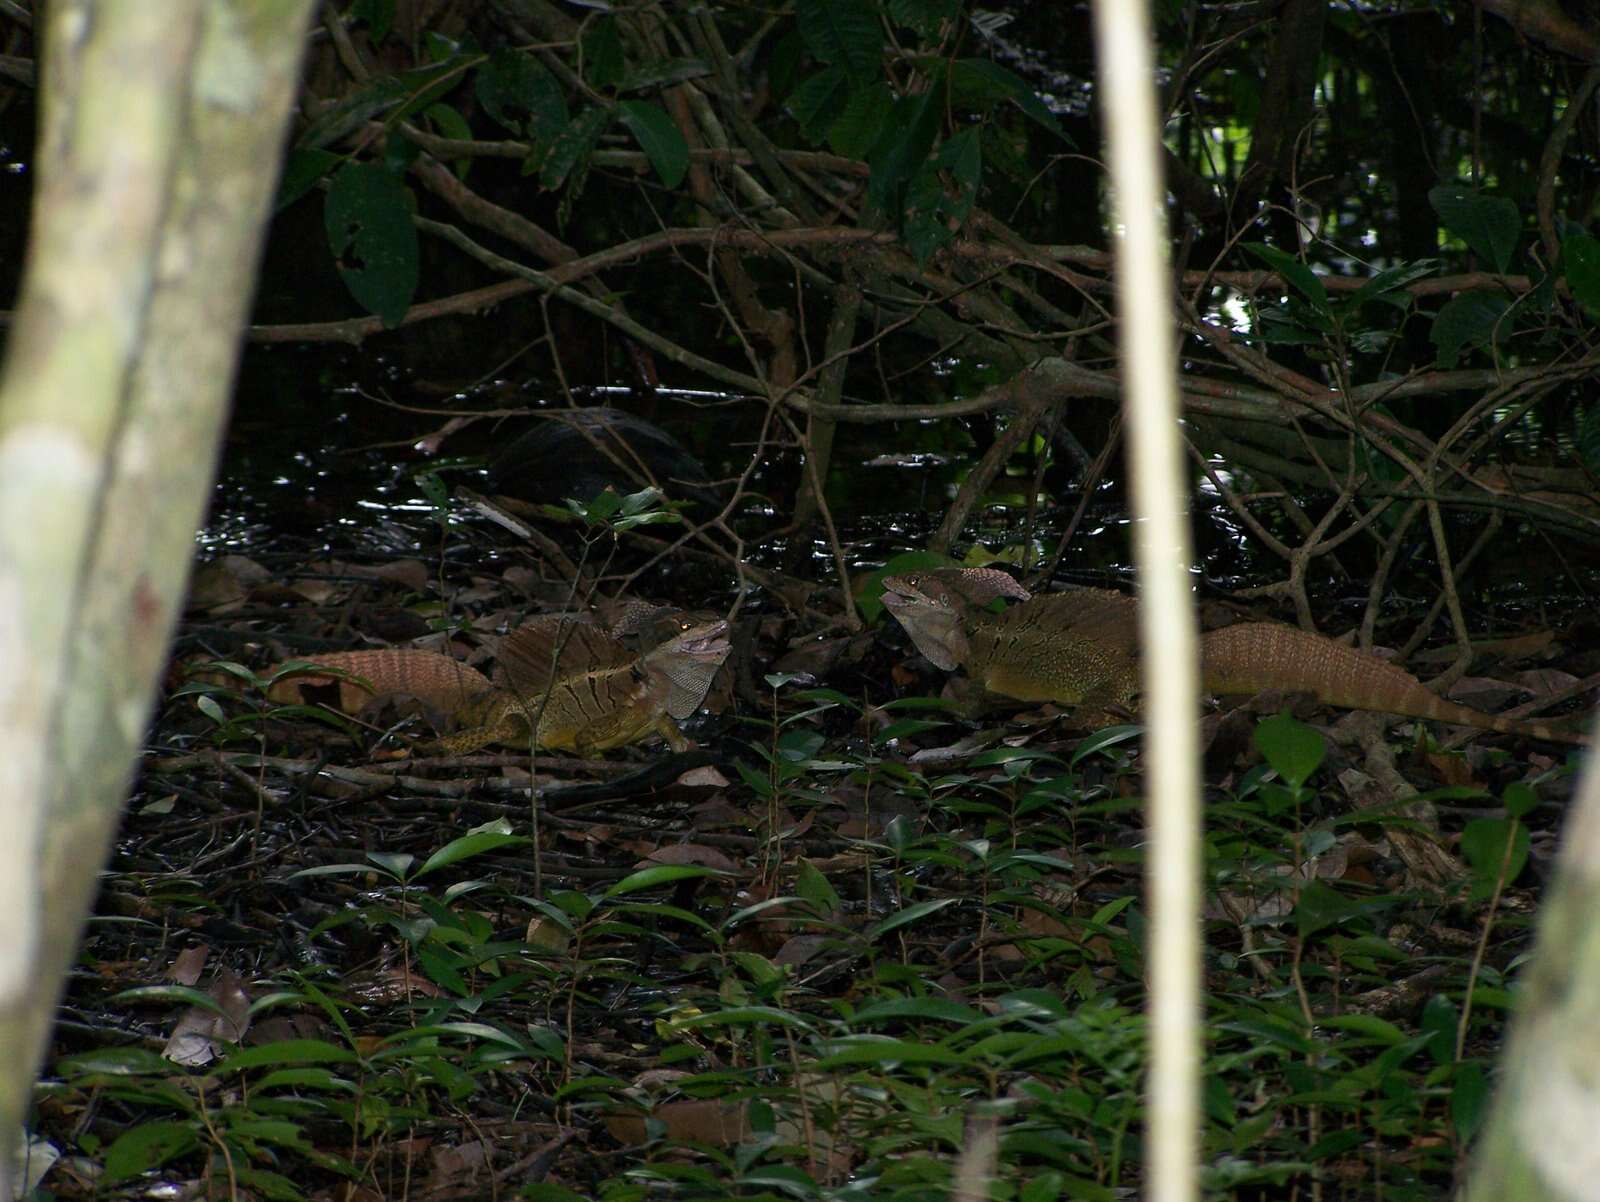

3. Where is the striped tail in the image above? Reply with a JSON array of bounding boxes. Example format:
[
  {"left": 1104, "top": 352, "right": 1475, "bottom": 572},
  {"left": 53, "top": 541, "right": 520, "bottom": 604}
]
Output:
[{"left": 1200, "top": 623, "right": 1589, "bottom": 746}]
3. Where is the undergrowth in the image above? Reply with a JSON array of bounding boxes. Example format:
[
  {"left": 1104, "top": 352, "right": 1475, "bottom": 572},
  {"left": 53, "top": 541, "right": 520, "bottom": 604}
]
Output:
[{"left": 24, "top": 676, "right": 1575, "bottom": 1202}]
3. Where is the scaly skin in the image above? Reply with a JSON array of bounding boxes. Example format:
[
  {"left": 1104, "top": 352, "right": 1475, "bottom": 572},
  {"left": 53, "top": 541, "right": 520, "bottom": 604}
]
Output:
[
  {"left": 266, "top": 616, "right": 730, "bottom": 755},
  {"left": 881, "top": 569, "right": 1590, "bottom": 744}
]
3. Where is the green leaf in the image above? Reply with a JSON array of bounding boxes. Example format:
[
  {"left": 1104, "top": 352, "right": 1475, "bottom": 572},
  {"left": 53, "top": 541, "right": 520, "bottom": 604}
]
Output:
[
  {"left": 618, "top": 100, "right": 689, "bottom": 188},
  {"left": 949, "top": 58, "right": 1065, "bottom": 138},
  {"left": 828, "top": 82, "right": 895, "bottom": 159},
  {"left": 1459, "top": 817, "right": 1529, "bottom": 901},
  {"left": 868, "top": 87, "right": 941, "bottom": 215},
  {"left": 416, "top": 820, "right": 529, "bottom": 878},
  {"left": 581, "top": 15, "right": 626, "bottom": 90},
  {"left": 1343, "top": 259, "right": 1436, "bottom": 314},
  {"left": 1293, "top": 881, "right": 1365, "bottom": 939},
  {"left": 1244, "top": 243, "right": 1329, "bottom": 313},
  {"left": 103, "top": 1121, "right": 200, "bottom": 1185},
  {"left": 57, "top": 1047, "right": 175, "bottom": 1077},
  {"left": 867, "top": 897, "right": 956, "bottom": 938},
  {"left": 1563, "top": 232, "right": 1600, "bottom": 316},
  {"left": 296, "top": 75, "right": 408, "bottom": 150},
  {"left": 218, "top": 1040, "right": 361, "bottom": 1072},
  {"left": 324, "top": 163, "right": 418, "bottom": 328},
  {"left": 1452, "top": 1060, "right": 1491, "bottom": 1143},
  {"left": 817, "top": 1035, "right": 970, "bottom": 1068},
  {"left": 540, "top": 105, "right": 612, "bottom": 192},
  {"left": 788, "top": 67, "right": 852, "bottom": 145},
  {"left": 888, "top": 0, "right": 962, "bottom": 38},
  {"left": 476, "top": 49, "right": 567, "bottom": 142},
  {"left": 904, "top": 127, "right": 982, "bottom": 264},
  {"left": 1430, "top": 184, "right": 1520, "bottom": 274},
  {"left": 795, "top": 858, "right": 843, "bottom": 914},
  {"left": 1502, "top": 780, "right": 1538, "bottom": 820},
  {"left": 1252, "top": 713, "right": 1325, "bottom": 789},
  {"left": 1429, "top": 291, "right": 1512, "bottom": 368},
  {"left": 797, "top": 0, "right": 884, "bottom": 90},
  {"left": 275, "top": 147, "right": 339, "bottom": 212},
  {"left": 350, "top": 0, "right": 394, "bottom": 41},
  {"left": 1420, "top": 993, "right": 1458, "bottom": 1065},
  {"left": 1577, "top": 403, "right": 1600, "bottom": 476},
  {"left": 617, "top": 58, "right": 713, "bottom": 95},
  {"left": 1068, "top": 725, "right": 1142, "bottom": 764},
  {"left": 603, "top": 865, "right": 728, "bottom": 898}
]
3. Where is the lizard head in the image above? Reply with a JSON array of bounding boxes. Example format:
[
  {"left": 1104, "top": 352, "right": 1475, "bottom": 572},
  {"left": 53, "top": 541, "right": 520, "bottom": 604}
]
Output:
[
  {"left": 880, "top": 568, "right": 1028, "bottom": 671},
  {"left": 644, "top": 616, "right": 732, "bottom": 719}
]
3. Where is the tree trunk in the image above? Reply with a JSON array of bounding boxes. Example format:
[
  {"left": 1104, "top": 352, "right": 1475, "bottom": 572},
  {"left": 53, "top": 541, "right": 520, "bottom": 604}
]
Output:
[{"left": 0, "top": 3, "right": 314, "bottom": 1192}]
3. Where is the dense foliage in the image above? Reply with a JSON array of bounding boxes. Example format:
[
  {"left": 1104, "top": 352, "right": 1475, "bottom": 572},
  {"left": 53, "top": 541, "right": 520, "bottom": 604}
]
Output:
[{"left": 3, "top": 0, "right": 1599, "bottom": 1198}]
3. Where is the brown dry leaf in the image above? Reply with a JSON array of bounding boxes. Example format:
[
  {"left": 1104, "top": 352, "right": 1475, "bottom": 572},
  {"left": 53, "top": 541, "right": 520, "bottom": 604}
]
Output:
[
  {"left": 525, "top": 916, "right": 572, "bottom": 954},
  {"left": 677, "top": 765, "right": 730, "bottom": 788},
  {"left": 186, "top": 555, "right": 271, "bottom": 614},
  {"left": 1512, "top": 666, "right": 1581, "bottom": 696},
  {"left": 773, "top": 935, "right": 829, "bottom": 967},
  {"left": 687, "top": 795, "right": 751, "bottom": 828},
  {"left": 428, "top": 1140, "right": 491, "bottom": 1192},
  {"left": 344, "top": 965, "right": 445, "bottom": 1005},
  {"left": 168, "top": 945, "right": 209, "bottom": 986},
  {"left": 642, "top": 844, "right": 741, "bottom": 873},
  {"left": 249, "top": 1013, "right": 332, "bottom": 1045},
  {"left": 1423, "top": 751, "right": 1480, "bottom": 788},
  {"left": 604, "top": 1099, "right": 751, "bottom": 1147},
  {"left": 364, "top": 559, "right": 431, "bottom": 592},
  {"left": 163, "top": 969, "right": 251, "bottom": 1067}
]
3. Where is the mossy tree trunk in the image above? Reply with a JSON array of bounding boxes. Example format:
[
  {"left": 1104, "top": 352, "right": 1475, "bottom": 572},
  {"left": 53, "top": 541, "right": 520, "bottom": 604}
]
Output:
[
  {"left": 1465, "top": 725, "right": 1600, "bottom": 1201},
  {"left": 0, "top": 2, "right": 313, "bottom": 1191}
]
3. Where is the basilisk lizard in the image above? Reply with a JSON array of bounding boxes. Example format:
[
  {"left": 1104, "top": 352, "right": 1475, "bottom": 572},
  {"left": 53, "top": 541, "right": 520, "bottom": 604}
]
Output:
[
  {"left": 267, "top": 613, "right": 730, "bottom": 755},
  {"left": 880, "top": 568, "right": 1589, "bottom": 745}
]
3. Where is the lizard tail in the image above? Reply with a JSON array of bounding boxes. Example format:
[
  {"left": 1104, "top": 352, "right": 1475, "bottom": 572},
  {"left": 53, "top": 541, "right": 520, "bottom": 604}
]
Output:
[{"left": 1199, "top": 623, "right": 1590, "bottom": 746}]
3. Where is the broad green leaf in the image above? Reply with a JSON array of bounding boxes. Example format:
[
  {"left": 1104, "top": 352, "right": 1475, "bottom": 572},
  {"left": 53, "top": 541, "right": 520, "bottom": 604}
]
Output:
[
  {"left": 275, "top": 147, "right": 339, "bottom": 212},
  {"left": 103, "top": 1121, "right": 201, "bottom": 1185},
  {"left": 1293, "top": 881, "right": 1366, "bottom": 938},
  {"left": 1577, "top": 403, "right": 1600, "bottom": 475},
  {"left": 540, "top": 105, "right": 612, "bottom": 191},
  {"left": 888, "top": 0, "right": 962, "bottom": 38},
  {"left": 603, "top": 864, "right": 727, "bottom": 898},
  {"left": 788, "top": 66, "right": 851, "bottom": 145},
  {"left": 797, "top": 0, "right": 884, "bottom": 89},
  {"left": 618, "top": 100, "right": 689, "bottom": 188},
  {"left": 581, "top": 15, "right": 626, "bottom": 90},
  {"left": 349, "top": 0, "right": 395, "bottom": 44},
  {"left": 218, "top": 1040, "right": 360, "bottom": 1072},
  {"left": 1245, "top": 243, "right": 1329, "bottom": 312},
  {"left": 867, "top": 896, "right": 956, "bottom": 938},
  {"left": 1460, "top": 817, "right": 1529, "bottom": 901},
  {"left": 1252, "top": 713, "right": 1325, "bottom": 788},
  {"left": 324, "top": 163, "right": 419, "bottom": 327},
  {"left": 950, "top": 58, "right": 1066, "bottom": 138},
  {"left": 57, "top": 1047, "right": 175, "bottom": 1077},
  {"left": 1452, "top": 1060, "right": 1491, "bottom": 1143},
  {"left": 1429, "top": 291, "right": 1511, "bottom": 367},
  {"left": 1502, "top": 780, "right": 1538, "bottom": 820},
  {"left": 818, "top": 1035, "right": 969, "bottom": 1068},
  {"left": 416, "top": 822, "right": 529, "bottom": 879},
  {"left": 476, "top": 48, "right": 567, "bottom": 142},
  {"left": 1430, "top": 183, "right": 1520, "bottom": 274},
  {"left": 617, "top": 58, "right": 713, "bottom": 95},
  {"left": 829, "top": 82, "right": 895, "bottom": 159},
  {"left": 1563, "top": 232, "right": 1600, "bottom": 315},
  {"left": 868, "top": 87, "right": 941, "bottom": 214},
  {"left": 795, "top": 858, "right": 843, "bottom": 914},
  {"left": 850, "top": 997, "right": 981, "bottom": 1024}
]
